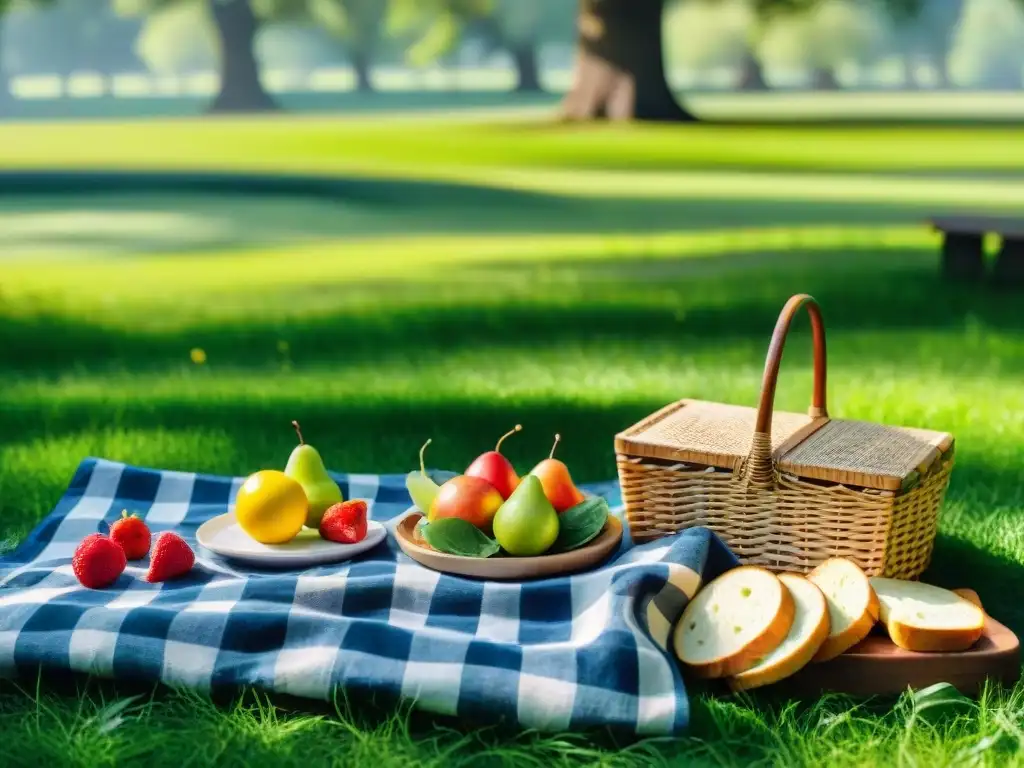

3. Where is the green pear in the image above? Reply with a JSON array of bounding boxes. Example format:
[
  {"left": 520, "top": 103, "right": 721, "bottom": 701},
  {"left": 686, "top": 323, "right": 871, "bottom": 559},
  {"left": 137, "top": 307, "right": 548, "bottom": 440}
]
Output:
[
  {"left": 284, "top": 420, "right": 342, "bottom": 528},
  {"left": 405, "top": 438, "right": 440, "bottom": 514},
  {"left": 491, "top": 474, "right": 559, "bottom": 556}
]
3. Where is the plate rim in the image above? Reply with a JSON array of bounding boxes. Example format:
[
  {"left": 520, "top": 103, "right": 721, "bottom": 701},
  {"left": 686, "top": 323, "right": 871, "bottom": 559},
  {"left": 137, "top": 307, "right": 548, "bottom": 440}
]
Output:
[{"left": 196, "top": 512, "right": 386, "bottom": 563}]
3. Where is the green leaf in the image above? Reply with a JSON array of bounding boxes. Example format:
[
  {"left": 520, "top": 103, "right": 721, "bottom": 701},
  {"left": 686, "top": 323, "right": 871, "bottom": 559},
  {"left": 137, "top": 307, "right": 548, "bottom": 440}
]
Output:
[
  {"left": 551, "top": 497, "right": 609, "bottom": 552},
  {"left": 911, "top": 682, "right": 976, "bottom": 727},
  {"left": 419, "top": 517, "right": 499, "bottom": 558}
]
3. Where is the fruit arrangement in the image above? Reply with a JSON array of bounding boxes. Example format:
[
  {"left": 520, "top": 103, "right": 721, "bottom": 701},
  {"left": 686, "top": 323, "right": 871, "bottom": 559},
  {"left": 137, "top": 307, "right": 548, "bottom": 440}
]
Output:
[
  {"left": 233, "top": 421, "right": 369, "bottom": 546},
  {"left": 72, "top": 511, "right": 195, "bottom": 589},
  {"left": 404, "top": 428, "right": 610, "bottom": 558},
  {"left": 672, "top": 557, "right": 987, "bottom": 691}
]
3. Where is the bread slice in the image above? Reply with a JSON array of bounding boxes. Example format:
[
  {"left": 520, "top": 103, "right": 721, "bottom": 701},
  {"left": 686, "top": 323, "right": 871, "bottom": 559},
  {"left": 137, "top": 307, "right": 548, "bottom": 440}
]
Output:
[
  {"left": 953, "top": 588, "right": 984, "bottom": 611},
  {"left": 870, "top": 577, "right": 985, "bottom": 652},
  {"left": 673, "top": 566, "right": 795, "bottom": 679},
  {"left": 729, "top": 574, "right": 830, "bottom": 691},
  {"left": 808, "top": 558, "right": 879, "bottom": 662}
]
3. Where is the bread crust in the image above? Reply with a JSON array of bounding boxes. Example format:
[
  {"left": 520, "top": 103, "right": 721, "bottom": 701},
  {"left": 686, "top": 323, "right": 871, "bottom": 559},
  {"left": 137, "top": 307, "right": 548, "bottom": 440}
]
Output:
[
  {"left": 807, "top": 558, "right": 880, "bottom": 663},
  {"left": 728, "top": 574, "right": 830, "bottom": 691},
  {"left": 674, "top": 566, "right": 796, "bottom": 679},
  {"left": 873, "top": 580, "right": 985, "bottom": 653},
  {"left": 886, "top": 621, "right": 983, "bottom": 652}
]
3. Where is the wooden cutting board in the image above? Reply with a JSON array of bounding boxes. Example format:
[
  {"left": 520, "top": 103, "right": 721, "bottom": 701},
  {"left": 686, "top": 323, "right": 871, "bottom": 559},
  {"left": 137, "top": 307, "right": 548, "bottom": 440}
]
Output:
[{"left": 780, "top": 588, "right": 1021, "bottom": 697}]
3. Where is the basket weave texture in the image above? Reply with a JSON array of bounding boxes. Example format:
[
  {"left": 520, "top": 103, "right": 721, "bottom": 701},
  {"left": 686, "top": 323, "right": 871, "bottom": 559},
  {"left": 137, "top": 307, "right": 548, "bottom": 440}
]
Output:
[{"left": 615, "top": 295, "right": 954, "bottom": 579}]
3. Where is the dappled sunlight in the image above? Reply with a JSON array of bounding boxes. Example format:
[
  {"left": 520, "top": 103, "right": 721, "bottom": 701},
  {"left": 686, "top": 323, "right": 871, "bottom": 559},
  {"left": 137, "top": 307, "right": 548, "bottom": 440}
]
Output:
[
  {"left": 3, "top": 118, "right": 1024, "bottom": 174},
  {"left": 1, "top": 109, "right": 1023, "bottom": 763},
  {"left": 0, "top": 208, "right": 234, "bottom": 258},
  {"left": 0, "top": 225, "right": 936, "bottom": 311}
]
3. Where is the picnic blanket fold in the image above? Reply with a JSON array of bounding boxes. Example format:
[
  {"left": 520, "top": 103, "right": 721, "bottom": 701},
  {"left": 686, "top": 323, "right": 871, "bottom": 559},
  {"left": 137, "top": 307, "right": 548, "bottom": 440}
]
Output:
[{"left": 0, "top": 457, "right": 738, "bottom": 734}]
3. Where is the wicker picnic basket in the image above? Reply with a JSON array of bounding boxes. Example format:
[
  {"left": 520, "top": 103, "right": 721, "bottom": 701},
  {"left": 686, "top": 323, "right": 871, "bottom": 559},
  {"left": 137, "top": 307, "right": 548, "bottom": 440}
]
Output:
[{"left": 614, "top": 294, "right": 955, "bottom": 579}]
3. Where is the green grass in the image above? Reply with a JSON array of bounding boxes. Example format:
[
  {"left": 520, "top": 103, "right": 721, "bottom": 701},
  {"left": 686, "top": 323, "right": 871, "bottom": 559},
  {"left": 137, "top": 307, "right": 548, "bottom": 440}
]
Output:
[
  {"left": 2, "top": 115, "right": 1024, "bottom": 766},
  {"left": 3, "top": 114, "right": 1024, "bottom": 175}
]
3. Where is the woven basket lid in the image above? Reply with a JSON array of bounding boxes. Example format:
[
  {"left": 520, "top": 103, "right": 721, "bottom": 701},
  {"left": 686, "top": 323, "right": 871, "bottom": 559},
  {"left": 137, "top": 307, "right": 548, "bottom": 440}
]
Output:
[
  {"left": 615, "top": 399, "right": 953, "bottom": 491},
  {"left": 614, "top": 399, "right": 823, "bottom": 471},
  {"left": 777, "top": 419, "right": 953, "bottom": 491}
]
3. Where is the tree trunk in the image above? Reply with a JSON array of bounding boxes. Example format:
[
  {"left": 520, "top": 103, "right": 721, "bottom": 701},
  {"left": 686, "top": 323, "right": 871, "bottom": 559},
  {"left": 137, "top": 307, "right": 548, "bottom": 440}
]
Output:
[
  {"left": 207, "top": 0, "right": 277, "bottom": 113},
  {"left": 351, "top": 49, "right": 374, "bottom": 93},
  {"left": 561, "top": 0, "right": 693, "bottom": 122},
  {"left": 811, "top": 67, "right": 840, "bottom": 90},
  {"left": 511, "top": 43, "right": 542, "bottom": 92},
  {"left": 738, "top": 51, "right": 768, "bottom": 90}
]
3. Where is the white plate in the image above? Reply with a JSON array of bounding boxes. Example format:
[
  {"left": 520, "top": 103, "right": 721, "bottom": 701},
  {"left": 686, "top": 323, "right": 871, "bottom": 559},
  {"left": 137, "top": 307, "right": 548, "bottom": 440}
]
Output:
[{"left": 196, "top": 513, "right": 387, "bottom": 567}]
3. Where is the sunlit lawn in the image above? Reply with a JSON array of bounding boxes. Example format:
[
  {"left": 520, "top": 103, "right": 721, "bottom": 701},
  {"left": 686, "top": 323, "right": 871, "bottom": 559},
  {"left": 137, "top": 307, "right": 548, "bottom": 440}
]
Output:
[{"left": 1, "top": 113, "right": 1024, "bottom": 766}]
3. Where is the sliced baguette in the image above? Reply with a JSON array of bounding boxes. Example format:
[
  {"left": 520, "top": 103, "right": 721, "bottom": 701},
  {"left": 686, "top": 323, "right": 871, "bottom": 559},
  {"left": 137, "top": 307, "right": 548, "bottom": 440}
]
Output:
[
  {"left": 870, "top": 577, "right": 985, "bottom": 652},
  {"left": 673, "top": 566, "right": 795, "bottom": 679},
  {"left": 808, "top": 558, "right": 879, "bottom": 662},
  {"left": 729, "top": 574, "right": 830, "bottom": 691}
]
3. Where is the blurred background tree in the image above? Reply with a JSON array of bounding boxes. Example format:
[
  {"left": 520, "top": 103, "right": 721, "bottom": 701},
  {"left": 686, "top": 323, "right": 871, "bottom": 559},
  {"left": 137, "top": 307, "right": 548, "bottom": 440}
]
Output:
[
  {"left": 115, "top": 0, "right": 278, "bottom": 111},
  {"left": 386, "top": 0, "right": 573, "bottom": 92},
  {"left": 3, "top": 0, "right": 1024, "bottom": 120},
  {"left": 949, "top": 0, "right": 1024, "bottom": 88},
  {"left": 135, "top": 0, "right": 217, "bottom": 76},
  {"left": 255, "top": 0, "right": 385, "bottom": 91},
  {"left": 0, "top": 0, "right": 46, "bottom": 112},
  {"left": 757, "top": 0, "right": 889, "bottom": 89},
  {"left": 888, "top": 0, "right": 963, "bottom": 87}
]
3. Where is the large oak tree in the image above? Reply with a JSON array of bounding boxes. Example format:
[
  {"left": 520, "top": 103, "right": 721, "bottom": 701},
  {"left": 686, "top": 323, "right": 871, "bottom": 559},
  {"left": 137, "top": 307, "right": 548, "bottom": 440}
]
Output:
[
  {"left": 558, "top": 0, "right": 969, "bottom": 121},
  {"left": 561, "top": 0, "right": 691, "bottom": 121}
]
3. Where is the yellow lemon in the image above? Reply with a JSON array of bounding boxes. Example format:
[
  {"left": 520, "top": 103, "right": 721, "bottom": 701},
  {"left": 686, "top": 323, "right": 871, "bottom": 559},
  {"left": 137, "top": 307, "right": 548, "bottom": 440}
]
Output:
[{"left": 234, "top": 470, "right": 308, "bottom": 544}]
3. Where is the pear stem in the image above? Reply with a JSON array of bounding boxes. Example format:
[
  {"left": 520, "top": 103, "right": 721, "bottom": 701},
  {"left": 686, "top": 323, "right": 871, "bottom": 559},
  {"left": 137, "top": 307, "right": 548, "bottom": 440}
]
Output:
[
  {"left": 495, "top": 424, "right": 522, "bottom": 453},
  {"left": 549, "top": 434, "right": 561, "bottom": 460},
  {"left": 292, "top": 420, "right": 304, "bottom": 445},
  {"left": 419, "top": 438, "right": 432, "bottom": 476}
]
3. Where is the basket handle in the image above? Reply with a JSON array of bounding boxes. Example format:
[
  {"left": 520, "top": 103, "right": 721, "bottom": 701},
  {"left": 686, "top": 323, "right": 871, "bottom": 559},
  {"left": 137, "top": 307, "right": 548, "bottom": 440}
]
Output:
[{"left": 753, "top": 294, "right": 828, "bottom": 438}]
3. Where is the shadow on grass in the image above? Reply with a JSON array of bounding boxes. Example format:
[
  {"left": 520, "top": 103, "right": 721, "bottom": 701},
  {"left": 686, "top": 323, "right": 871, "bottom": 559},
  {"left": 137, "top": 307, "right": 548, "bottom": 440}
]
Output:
[
  {"left": 0, "top": 170, "right": 957, "bottom": 252},
  {"left": 927, "top": 532, "right": 1024, "bottom": 636},
  {"left": 0, "top": 169, "right": 564, "bottom": 215},
  {"left": 2, "top": 245, "right": 1021, "bottom": 376}
]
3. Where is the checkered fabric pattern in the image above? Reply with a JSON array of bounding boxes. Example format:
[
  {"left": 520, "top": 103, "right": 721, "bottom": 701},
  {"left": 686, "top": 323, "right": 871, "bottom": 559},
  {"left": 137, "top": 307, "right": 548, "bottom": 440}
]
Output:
[{"left": 0, "top": 458, "right": 737, "bottom": 734}]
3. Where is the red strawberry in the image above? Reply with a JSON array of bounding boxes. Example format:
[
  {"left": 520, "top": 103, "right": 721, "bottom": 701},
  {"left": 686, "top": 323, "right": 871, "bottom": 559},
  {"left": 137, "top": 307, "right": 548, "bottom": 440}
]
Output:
[
  {"left": 72, "top": 533, "right": 127, "bottom": 589},
  {"left": 319, "top": 500, "right": 368, "bottom": 544},
  {"left": 146, "top": 532, "right": 195, "bottom": 583},
  {"left": 109, "top": 510, "right": 151, "bottom": 560}
]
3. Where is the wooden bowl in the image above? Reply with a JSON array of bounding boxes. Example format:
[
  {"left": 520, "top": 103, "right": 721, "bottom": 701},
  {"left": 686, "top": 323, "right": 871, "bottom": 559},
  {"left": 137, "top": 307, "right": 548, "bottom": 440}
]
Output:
[{"left": 394, "top": 512, "right": 623, "bottom": 580}]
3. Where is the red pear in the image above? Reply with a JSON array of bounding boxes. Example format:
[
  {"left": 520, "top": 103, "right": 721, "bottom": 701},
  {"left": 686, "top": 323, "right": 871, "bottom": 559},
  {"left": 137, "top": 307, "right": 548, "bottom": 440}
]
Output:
[
  {"left": 429, "top": 475, "right": 504, "bottom": 533},
  {"left": 465, "top": 424, "right": 522, "bottom": 500},
  {"left": 529, "top": 434, "right": 586, "bottom": 514}
]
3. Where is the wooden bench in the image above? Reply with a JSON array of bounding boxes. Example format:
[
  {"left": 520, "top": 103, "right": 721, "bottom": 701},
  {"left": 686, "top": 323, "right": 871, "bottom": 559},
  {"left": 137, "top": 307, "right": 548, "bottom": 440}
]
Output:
[{"left": 930, "top": 215, "right": 1024, "bottom": 285}]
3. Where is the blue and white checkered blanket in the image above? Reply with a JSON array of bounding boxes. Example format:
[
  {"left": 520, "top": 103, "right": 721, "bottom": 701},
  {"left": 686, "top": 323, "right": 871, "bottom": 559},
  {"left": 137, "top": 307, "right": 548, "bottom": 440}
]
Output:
[{"left": 0, "top": 458, "right": 737, "bottom": 734}]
